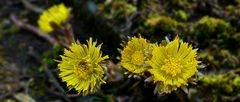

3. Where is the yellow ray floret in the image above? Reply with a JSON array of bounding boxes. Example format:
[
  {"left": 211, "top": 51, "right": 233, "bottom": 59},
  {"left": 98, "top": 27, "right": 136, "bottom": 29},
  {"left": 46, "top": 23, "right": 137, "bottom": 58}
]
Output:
[
  {"left": 147, "top": 37, "right": 200, "bottom": 93},
  {"left": 120, "top": 36, "right": 153, "bottom": 75},
  {"left": 58, "top": 38, "right": 109, "bottom": 95},
  {"left": 38, "top": 3, "right": 70, "bottom": 33}
]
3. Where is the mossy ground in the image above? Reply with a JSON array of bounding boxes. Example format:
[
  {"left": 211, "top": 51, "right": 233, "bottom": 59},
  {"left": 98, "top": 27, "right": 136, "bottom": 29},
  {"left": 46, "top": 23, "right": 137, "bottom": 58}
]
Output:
[{"left": 0, "top": 0, "right": 240, "bottom": 102}]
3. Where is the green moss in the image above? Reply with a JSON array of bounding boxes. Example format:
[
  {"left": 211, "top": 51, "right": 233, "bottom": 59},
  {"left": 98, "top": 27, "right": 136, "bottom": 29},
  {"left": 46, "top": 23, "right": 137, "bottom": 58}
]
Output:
[
  {"left": 172, "top": 0, "right": 189, "bottom": 6},
  {"left": 175, "top": 10, "right": 187, "bottom": 21},
  {"left": 226, "top": 5, "right": 236, "bottom": 13},
  {"left": 162, "top": 0, "right": 190, "bottom": 8},
  {"left": 144, "top": 15, "right": 186, "bottom": 35},
  {"left": 233, "top": 77, "right": 240, "bottom": 88},
  {"left": 237, "top": 0, "right": 240, "bottom": 4},
  {"left": 199, "top": 74, "right": 227, "bottom": 86},
  {"left": 233, "top": 33, "right": 240, "bottom": 41},
  {"left": 199, "top": 73, "right": 240, "bottom": 95},
  {"left": 192, "top": 16, "right": 235, "bottom": 39},
  {"left": 97, "top": 0, "right": 136, "bottom": 23}
]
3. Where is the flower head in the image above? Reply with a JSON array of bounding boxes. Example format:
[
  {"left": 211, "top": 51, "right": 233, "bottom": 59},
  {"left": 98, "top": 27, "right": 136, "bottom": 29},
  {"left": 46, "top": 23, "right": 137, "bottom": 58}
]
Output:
[
  {"left": 147, "top": 37, "right": 200, "bottom": 93},
  {"left": 38, "top": 3, "right": 70, "bottom": 33},
  {"left": 58, "top": 38, "right": 109, "bottom": 95},
  {"left": 120, "top": 36, "right": 153, "bottom": 75}
]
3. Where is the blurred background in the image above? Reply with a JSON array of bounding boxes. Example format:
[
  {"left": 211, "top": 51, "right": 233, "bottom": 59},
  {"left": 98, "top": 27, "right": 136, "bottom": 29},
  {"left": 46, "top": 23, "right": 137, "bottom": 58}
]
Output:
[{"left": 0, "top": 0, "right": 240, "bottom": 102}]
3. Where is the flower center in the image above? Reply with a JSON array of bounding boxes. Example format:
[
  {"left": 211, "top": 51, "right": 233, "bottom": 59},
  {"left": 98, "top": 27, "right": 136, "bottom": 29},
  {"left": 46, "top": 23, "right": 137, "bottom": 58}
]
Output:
[
  {"left": 162, "top": 57, "right": 183, "bottom": 77},
  {"left": 131, "top": 51, "right": 145, "bottom": 65},
  {"left": 74, "top": 57, "right": 93, "bottom": 79}
]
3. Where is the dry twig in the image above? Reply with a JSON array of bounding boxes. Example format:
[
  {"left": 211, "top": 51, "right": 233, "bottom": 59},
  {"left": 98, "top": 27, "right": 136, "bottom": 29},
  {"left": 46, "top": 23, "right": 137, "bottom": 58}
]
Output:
[
  {"left": 21, "top": 0, "right": 43, "bottom": 13},
  {"left": 10, "top": 14, "right": 57, "bottom": 44}
]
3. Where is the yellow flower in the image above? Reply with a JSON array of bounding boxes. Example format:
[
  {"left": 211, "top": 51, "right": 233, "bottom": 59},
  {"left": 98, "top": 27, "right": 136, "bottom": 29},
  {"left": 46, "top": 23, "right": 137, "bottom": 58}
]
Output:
[
  {"left": 147, "top": 37, "right": 200, "bottom": 93},
  {"left": 58, "top": 38, "right": 109, "bottom": 95},
  {"left": 38, "top": 3, "right": 70, "bottom": 33},
  {"left": 120, "top": 36, "right": 153, "bottom": 75}
]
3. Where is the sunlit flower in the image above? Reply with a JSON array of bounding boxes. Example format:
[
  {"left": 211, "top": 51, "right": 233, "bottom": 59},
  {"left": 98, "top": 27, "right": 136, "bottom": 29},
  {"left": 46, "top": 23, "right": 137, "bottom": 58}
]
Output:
[
  {"left": 38, "top": 3, "right": 70, "bottom": 33},
  {"left": 147, "top": 37, "right": 200, "bottom": 93},
  {"left": 58, "top": 38, "right": 109, "bottom": 95},
  {"left": 120, "top": 36, "right": 153, "bottom": 75}
]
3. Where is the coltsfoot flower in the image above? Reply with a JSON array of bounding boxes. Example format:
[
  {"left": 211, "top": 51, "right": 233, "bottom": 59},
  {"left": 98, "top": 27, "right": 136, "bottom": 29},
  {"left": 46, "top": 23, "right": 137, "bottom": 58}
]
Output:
[
  {"left": 58, "top": 38, "right": 109, "bottom": 95},
  {"left": 147, "top": 37, "right": 200, "bottom": 93},
  {"left": 38, "top": 3, "right": 70, "bottom": 33},
  {"left": 120, "top": 36, "right": 153, "bottom": 75}
]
